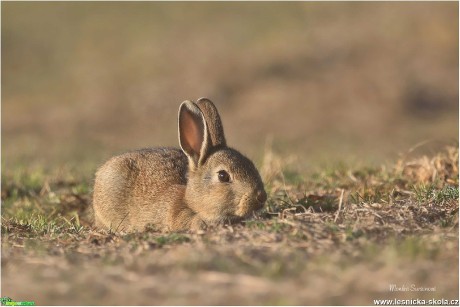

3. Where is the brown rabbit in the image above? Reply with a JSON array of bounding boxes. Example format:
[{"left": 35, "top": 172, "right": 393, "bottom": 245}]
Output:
[{"left": 92, "top": 98, "right": 267, "bottom": 232}]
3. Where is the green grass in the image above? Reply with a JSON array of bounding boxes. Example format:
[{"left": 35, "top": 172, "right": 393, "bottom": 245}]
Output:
[
  {"left": 413, "top": 184, "right": 459, "bottom": 205},
  {"left": 155, "top": 233, "right": 191, "bottom": 247}
]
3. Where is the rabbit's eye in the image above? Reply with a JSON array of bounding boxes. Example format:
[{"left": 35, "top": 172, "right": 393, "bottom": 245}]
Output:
[{"left": 217, "top": 170, "right": 230, "bottom": 183}]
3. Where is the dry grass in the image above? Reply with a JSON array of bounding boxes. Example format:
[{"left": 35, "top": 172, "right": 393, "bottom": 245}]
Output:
[{"left": 1, "top": 146, "right": 458, "bottom": 305}]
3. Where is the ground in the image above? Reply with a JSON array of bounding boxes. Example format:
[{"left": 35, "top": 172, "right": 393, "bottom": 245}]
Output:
[{"left": 1, "top": 146, "right": 458, "bottom": 305}]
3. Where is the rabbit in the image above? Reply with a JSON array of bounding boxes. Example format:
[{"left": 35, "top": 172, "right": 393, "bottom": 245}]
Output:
[{"left": 92, "top": 98, "right": 267, "bottom": 232}]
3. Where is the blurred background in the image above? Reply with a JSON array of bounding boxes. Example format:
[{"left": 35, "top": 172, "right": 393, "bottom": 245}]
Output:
[{"left": 2, "top": 2, "right": 458, "bottom": 174}]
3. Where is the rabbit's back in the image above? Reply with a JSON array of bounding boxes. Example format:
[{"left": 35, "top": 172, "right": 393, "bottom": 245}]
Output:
[{"left": 93, "top": 148, "right": 188, "bottom": 231}]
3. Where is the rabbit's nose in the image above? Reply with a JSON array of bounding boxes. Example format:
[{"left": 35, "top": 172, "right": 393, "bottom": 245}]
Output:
[{"left": 256, "top": 190, "right": 267, "bottom": 204}]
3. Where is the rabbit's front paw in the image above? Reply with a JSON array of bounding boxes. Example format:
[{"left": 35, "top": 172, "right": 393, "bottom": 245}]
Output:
[{"left": 190, "top": 216, "right": 207, "bottom": 231}]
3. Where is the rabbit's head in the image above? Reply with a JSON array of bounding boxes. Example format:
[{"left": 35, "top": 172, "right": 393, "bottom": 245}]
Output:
[{"left": 178, "top": 98, "right": 267, "bottom": 224}]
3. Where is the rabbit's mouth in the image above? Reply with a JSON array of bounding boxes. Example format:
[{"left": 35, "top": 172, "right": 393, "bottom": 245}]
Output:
[
  {"left": 217, "top": 208, "right": 260, "bottom": 226},
  {"left": 234, "top": 193, "right": 263, "bottom": 218}
]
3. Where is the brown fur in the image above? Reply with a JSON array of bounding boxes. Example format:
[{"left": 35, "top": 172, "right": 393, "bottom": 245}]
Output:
[{"left": 93, "top": 99, "right": 266, "bottom": 233}]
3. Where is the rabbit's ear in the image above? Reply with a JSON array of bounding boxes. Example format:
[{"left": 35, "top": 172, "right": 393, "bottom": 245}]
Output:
[
  {"left": 178, "top": 101, "right": 211, "bottom": 168},
  {"left": 196, "top": 98, "right": 226, "bottom": 147}
]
